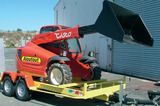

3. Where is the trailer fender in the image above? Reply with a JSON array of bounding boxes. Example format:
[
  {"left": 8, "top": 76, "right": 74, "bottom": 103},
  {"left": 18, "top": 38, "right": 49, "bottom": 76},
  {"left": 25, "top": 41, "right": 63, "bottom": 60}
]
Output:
[
  {"left": 17, "top": 74, "right": 35, "bottom": 88},
  {"left": 1, "top": 71, "right": 17, "bottom": 82},
  {"left": 48, "top": 56, "right": 70, "bottom": 64},
  {"left": 1, "top": 71, "right": 35, "bottom": 88}
]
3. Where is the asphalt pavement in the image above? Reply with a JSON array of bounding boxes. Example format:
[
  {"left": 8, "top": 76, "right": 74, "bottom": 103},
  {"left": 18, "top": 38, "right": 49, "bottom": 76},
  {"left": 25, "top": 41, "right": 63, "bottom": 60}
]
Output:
[{"left": 0, "top": 48, "right": 159, "bottom": 106}]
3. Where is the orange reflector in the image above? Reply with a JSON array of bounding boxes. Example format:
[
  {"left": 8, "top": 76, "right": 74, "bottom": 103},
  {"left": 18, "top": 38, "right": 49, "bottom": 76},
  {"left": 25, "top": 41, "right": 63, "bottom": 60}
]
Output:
[{"left": 60, "top": 52, "right": 63, "bottom": 56}]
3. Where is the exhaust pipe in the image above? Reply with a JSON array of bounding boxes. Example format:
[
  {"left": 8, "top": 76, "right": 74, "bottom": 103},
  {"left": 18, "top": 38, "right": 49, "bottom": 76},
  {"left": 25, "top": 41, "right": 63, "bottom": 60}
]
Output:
[{"left": 79, "top": 0, "right": 154, "bottom": 47}]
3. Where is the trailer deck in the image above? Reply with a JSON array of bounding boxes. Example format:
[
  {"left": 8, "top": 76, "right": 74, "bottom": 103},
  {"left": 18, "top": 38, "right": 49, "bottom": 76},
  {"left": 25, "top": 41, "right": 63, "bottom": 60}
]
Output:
[{"left": 30, "top": 77, "right": 126, "bottom": 101}]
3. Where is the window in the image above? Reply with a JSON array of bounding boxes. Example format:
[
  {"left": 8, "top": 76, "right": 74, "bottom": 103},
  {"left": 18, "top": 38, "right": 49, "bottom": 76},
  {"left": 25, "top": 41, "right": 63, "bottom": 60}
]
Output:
[
  {"left": 43, "top": 40, "right": 66, "bottom": 50},
  {"left": 67, "top": 39, "right": 81, "bottom": 53},
  {"left": 46, "top": 41, "right": 60, "bottom": 48},
  {"left": 40, "top": 27, "right": 59, "bottom": 34}
]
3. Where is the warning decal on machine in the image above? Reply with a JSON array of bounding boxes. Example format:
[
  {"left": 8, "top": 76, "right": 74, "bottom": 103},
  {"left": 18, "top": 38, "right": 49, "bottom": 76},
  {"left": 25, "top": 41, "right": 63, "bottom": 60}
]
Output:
[{"left": 22, "top": 56, "right": 41, "bottom": 63}]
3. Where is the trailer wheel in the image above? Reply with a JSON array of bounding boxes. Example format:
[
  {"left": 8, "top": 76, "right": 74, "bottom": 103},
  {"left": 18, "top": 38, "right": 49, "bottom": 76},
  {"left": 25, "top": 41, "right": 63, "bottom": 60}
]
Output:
[
  {"left": 15, "top": 79, "right": 31, "bottom": 101},
  {"left": 48, "top": 63, "right": 72, "bottom": 85},
  {"left": 2, "top": 76, "right": 14, "bottom": 97},
  {"left": 90, "top": 63, "right": 101, "bottom": 80}
]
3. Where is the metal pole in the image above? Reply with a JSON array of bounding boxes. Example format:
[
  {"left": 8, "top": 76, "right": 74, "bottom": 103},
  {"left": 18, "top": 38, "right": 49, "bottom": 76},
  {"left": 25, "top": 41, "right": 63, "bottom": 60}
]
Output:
[
  {"left": 119, "top": 81, "right": 124, "bottom": 105},
  {"left": 0, "top": 38, "right": 5, "bottom": 75}
]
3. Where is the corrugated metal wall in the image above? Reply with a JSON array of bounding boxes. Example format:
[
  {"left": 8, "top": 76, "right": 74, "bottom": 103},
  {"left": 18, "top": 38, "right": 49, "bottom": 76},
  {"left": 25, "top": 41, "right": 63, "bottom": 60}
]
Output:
[{"left": 113, "top": 0, "right": 160, "bottom": 81}]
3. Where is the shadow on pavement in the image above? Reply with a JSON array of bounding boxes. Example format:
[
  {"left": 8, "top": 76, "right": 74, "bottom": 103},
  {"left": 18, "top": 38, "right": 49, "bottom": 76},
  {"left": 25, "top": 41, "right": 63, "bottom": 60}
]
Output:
[{"left": 30, "top": 91, "right": 108, "bottom": 106}]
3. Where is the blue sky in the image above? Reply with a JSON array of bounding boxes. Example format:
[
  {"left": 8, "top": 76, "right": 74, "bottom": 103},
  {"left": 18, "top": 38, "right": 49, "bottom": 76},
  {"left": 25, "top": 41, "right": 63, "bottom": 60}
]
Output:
[{"left": 0, "top": 0, "right": 59, "bottom": 32}]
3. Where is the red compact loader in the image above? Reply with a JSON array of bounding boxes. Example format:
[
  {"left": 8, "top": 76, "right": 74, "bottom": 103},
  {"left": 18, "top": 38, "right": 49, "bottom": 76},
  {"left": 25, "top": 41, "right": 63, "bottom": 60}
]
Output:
[{"left": 16, "top": 0, "right": 153, "bottom": 86}]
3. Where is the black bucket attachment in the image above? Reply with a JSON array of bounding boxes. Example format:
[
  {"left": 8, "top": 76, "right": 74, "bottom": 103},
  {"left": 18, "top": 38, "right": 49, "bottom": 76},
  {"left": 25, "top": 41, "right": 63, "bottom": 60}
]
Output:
[{"left": 79, "top": 0, "right": 154, "bottom": 47}]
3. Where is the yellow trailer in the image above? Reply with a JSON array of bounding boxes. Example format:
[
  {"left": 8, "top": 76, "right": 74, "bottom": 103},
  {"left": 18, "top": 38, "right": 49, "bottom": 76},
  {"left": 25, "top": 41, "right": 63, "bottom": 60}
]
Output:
[
  {"left": 0, "top": 71, "right": 126, "bottom": 103},
  {"left": 1, "top": 72, "right": 159, "bottom": 105}
]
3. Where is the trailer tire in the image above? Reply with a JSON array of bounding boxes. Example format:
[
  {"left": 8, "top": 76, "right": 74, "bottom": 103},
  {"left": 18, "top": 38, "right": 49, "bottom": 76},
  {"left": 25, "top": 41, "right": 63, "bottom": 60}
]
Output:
[
  {"left": 15, "top": 79, "right": 31, "bottom": 101},
  {"left": 90, "top": 63, "right": 101, "bottom": 80},
  {"left": 2, "top": 76, "right": 14, "bottom": 97},
  {"left": 48, "top": 63, "right": 72, "bottom": 85}
]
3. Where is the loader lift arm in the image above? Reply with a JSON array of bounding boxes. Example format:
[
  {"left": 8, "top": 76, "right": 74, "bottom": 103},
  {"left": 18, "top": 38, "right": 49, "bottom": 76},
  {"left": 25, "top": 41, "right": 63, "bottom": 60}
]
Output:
[{"left": 31, "top": 26, "right": 81, "bottom": 45}]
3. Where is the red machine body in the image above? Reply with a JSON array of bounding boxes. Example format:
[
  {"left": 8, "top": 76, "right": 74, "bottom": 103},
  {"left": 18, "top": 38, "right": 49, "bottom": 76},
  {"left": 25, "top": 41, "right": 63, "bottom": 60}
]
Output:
[{"left": 16, "top": 25, "right": 92, "bottom": 80}]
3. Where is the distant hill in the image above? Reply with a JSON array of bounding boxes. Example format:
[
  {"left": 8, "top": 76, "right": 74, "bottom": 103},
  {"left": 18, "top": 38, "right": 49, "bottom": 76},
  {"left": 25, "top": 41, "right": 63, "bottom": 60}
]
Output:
[{"left": 0, "top": 32, "right": 36, "bottom": 47}]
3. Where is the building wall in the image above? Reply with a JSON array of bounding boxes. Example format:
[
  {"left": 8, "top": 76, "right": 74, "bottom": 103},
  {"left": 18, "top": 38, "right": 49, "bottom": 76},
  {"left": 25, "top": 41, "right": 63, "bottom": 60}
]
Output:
[{"left": 54, "top": 0, "right": 160, "bottom": 81}]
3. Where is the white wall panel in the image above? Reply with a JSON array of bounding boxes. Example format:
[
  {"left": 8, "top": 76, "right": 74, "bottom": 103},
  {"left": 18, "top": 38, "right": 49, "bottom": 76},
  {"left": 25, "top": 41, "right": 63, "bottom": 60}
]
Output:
[{"left": 0, "top": 38, "right": 5, "bottom": 75}]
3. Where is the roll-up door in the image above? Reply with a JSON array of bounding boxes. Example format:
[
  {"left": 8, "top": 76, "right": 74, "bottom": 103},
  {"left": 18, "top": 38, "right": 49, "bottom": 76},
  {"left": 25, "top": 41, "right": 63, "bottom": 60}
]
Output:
[{"left": 113, "top": 0, "right": 160, "bottom": 81}]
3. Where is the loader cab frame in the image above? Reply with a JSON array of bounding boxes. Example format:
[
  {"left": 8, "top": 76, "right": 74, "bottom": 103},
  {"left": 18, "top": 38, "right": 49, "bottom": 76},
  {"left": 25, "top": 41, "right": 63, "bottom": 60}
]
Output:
[
  {"left": 40, "top": 25, "right": 69, "bottom": 34},
  {"left": 39, "top": 25, "right": 83, "bottom": 55}
]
